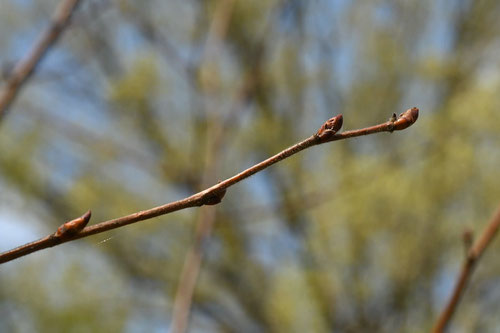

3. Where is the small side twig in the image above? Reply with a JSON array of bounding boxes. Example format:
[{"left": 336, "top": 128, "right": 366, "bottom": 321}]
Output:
[
  {"left": 0, "top": 108, "right": 418, "bottom": 264},
  {"left": 432, "top": 204, "right": 500, "bottom": 333},
  {"left": 0, "top": 0, "right": 81, "bottom": 123}
]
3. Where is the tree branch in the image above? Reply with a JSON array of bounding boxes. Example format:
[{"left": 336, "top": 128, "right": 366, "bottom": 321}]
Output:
[
  {"left": 0, "top": 108, "right": 418, "bottom": 264},
  {"left": 432, "top": 204, "right": 500, "bottom": 333},
  {"left": 0, "top": 0, "right": 81, "bottom": 123}
]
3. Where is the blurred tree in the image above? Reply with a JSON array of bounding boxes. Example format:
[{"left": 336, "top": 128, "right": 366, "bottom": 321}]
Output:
[{"left": 1, "top": 0, "right": 500, "bottom": 332}]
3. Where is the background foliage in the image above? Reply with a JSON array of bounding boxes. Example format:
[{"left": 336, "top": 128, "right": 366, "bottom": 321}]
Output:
[{"left": 1, "top": 0, "right": 500, "bottom": 332}]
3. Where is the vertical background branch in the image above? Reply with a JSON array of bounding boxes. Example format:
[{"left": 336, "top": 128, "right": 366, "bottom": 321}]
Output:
[
  {"left": 170, "top": 207, "right": 217, "bottom": 333},
  {"left": 170, "top": 1, "right": 272, "bottom": 330},
  {"left": 170, "top": 1, "right": 236, "bottom": 330}
]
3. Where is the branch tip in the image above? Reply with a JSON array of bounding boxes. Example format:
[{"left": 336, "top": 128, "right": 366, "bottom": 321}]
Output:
[{"left": 392, "top": 107, "right": 419, "bottom": 131}]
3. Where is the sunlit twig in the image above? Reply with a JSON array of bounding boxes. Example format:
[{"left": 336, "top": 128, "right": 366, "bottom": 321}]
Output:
[{"left": 0, "top": 108, "right": 418, "bottom": 264}]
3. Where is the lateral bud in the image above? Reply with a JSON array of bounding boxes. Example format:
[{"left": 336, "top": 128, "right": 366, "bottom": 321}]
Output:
[
  {"left": 392, "top": 107, "right": 419, "bottom": 131},
  {"left": 315, "top": 114, "right": 343, "bottom": 141},
  {"left": 201, "top": 188, "right": 227, "bottom": 206},
  {"left": 54, "top": 210, "right": 92, "bottom": 238}
]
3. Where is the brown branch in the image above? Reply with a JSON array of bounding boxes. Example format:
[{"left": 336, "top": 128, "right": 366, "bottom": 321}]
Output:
[
  {"left": 0, "top": 0, "right": 81, "bottom": 123},
  {"left": 432, "top": 204, "right": 500, "bottom": 333},
  {"left": 0, "top": 108, "right": 418, "bottom": 265}
]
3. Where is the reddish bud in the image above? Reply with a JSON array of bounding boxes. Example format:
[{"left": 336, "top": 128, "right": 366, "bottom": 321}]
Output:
[
  {"left": 55, "top": 210, "right": 92, "bottom": 238},
  {"left": 316, "top": 114, "right": 343, "bottom": 140},
  {"left": 392, "top": 107, "right": 419, "bottom": 131}
]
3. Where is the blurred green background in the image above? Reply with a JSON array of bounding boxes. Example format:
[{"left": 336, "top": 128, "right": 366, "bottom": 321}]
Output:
[{"left": 1, "top": 0, "right": 500, "bottom": 332}]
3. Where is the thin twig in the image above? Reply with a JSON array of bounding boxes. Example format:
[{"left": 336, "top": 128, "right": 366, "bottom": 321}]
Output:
[
  {"left": 0, "top": 0, "right": 81, "bottom": 123},
  {"left": 432, "top": 204, "right": 500, "bottom": 333},
  {"left": 0, "top": 108, "right": 418, "bottom": 264}
]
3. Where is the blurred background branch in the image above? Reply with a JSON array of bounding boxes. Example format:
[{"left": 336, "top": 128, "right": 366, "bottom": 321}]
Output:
[
  {"left": 433, "top": 205, "right": 500, "bottom": 333},
  {"left": 0, "top": 0, "right": 81, "bottom": 123},
  {"left": 170, "top": 1, "right": 237, "bottom": 332}
]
